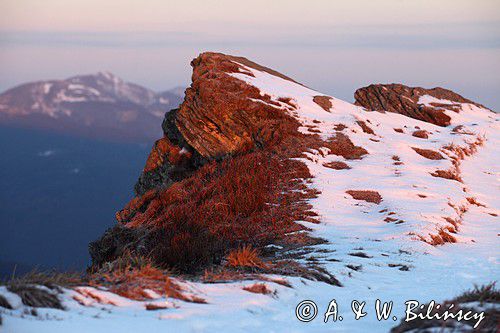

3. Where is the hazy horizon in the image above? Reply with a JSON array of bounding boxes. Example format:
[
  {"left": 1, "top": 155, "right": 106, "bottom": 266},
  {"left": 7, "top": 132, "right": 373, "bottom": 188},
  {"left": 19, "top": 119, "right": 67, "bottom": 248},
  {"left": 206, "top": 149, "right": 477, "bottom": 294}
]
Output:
[{"left": 1, "top": 0, "right": 499, "bottom": 108}]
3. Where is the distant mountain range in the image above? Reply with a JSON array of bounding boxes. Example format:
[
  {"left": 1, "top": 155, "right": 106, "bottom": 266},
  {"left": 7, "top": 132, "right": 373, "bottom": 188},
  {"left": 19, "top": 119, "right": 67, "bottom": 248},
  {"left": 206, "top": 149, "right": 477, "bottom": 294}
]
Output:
[{"left": 0, "top": 72, "right": 184, "bottom": 142}]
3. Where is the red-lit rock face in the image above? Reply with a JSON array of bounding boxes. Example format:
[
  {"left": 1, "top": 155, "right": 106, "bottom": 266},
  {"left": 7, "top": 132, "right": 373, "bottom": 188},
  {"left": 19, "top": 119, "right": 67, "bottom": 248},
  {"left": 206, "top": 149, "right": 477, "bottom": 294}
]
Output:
[
  {"left": 134, "top": 52, "right": 303, "bottom": 196},
  {"left": 354, "top": 83, "right": 487, "bottom": 127},
  {"left": 175, "top": 52, "right": 298, "bottom": 160},
  {"left": 90, "top": 52, "right": 493, "bottom": 277}
]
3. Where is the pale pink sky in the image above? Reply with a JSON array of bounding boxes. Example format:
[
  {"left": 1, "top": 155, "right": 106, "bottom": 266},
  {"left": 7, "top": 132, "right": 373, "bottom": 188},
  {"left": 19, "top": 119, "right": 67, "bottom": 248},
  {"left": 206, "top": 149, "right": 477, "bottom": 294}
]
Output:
[{"left": 1, "top": 0, "right": 499, "bottom": 108}]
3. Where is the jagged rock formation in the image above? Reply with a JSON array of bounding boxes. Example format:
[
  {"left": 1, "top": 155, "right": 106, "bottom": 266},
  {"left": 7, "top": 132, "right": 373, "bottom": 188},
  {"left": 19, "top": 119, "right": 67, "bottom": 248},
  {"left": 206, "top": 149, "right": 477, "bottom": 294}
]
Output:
[
  {"left": 91, "top": 53, "right": 321, "bottom": 272},
  {"left": 134, "top": 52, "right": 306, "bottom": 195},
  {"left": 354, "top": 83, "right": 487, "bottom": 126},
  {"left": 90, "top": 52, "right": 496, "bottom": 285}
]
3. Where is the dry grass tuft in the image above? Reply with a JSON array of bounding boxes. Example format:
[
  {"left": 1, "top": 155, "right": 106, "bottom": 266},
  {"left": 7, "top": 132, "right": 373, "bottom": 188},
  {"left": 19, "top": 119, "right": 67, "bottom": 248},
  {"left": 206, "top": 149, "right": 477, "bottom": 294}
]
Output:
[
  {"left": 356, "top": 120, "right": 375, "bottom": 134},
  {"left": 422, "top": 228, "right": 458, "bottom": 246},
  {"left": 226, "top": 246, "right": 268, "bottom": 269},
  {"left": 0, "top": 294, "right": 12, "bottom": 309},
  {"left": 346, "top": 190, "right": 382, "bottom": 204},
  {"left": 466, "top": 197, "right": 486, "bottom": 207},
  {"left": 412, "top": 130, "right": 429, "bottom": 139},
  {"left": 451, "top": 125, "right": 474, "bottom": 135},
  {"left": 322, "top": 161, "right": 351, "bottom": 170},
  {"left": 7, "top": 285, "right": 63, "bottom": 309},
  {"left": 412, "top": 147, "right": 444, "bottom": 160},
  {"left": 91, "top": 260, "right": 206, "bottom": 303},
  {"left": 242, "top": 283, "right": 273, "bottom": 295},
  {"left": 109, "top": 149, "right": 320, "bottom": 273},
  {"left": 145, "top": 303, "right": 171, "bottom": 310},
  {"left": 334, "top": 124, "right": 347, "bottom": 131},
  {"left": 431, "top": 169, "right": 462, "bottom": 182},
  {"left": 325, "top": 133, "right": 368, "bottom": 160},
  {"left": 3, "top": 269, "right": 82, "bottom": 288}
]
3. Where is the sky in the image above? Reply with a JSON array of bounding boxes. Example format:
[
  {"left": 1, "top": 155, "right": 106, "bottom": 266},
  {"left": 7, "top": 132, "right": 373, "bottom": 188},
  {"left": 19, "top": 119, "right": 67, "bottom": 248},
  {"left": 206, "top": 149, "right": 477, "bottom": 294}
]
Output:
[{"left": 1, "top": 0, "right": 499, "bottom": 109}]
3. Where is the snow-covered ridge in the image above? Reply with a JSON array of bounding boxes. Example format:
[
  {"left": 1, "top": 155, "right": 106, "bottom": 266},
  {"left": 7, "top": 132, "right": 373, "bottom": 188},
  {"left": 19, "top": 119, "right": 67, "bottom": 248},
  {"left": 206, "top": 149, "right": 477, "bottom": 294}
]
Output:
[
  {"left": 0, "top": 73, "right": 184, "bottom": 142},
  {"left": 2, "top": 59, "right": 498, "bottom": 332}
]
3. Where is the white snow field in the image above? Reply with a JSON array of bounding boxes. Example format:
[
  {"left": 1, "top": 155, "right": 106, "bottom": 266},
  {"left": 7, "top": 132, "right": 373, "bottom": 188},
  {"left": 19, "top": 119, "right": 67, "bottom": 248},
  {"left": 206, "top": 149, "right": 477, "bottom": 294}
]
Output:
[{"left": 2, "top": 62, "right": 498, "bottom": 332}]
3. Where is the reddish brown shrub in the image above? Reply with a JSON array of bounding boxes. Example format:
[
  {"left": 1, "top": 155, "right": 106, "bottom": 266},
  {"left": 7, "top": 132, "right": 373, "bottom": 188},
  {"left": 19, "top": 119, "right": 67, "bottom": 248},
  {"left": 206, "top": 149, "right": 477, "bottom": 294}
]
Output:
[
  {"left": 346, "top": 190, "right": 382, "bottom": 204},
  {"left": 412, "top": 130, "right": 429, "bottom": 139},
  {"left": 412, "top": 147, "right": 444, "bottom": 160},
  {"left": 322, "top": 161, "right": 351, "bottom": 170},
  {"left": 394, "top": 128, "right": 404, "bottom": 133}
]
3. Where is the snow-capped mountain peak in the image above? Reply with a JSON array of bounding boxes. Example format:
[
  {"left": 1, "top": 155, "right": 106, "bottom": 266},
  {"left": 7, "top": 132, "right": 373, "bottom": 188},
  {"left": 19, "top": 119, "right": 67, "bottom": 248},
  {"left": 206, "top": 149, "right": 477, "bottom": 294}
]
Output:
[{"left": 0, "top": 73, "right": 184, "bottom": 142}]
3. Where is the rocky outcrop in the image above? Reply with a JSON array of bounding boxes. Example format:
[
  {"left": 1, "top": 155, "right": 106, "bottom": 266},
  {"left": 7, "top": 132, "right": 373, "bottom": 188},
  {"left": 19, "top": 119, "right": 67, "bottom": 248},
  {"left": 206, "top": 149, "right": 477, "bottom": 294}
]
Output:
[
  {"left": 354, "top": 84, "right": 487, "bottom": 126},
  {"left": 134, "top": 52, "right": 303, "bottom": 195},
  {"left": 90, "top": 52, "right": 321, "bottom": 273}
]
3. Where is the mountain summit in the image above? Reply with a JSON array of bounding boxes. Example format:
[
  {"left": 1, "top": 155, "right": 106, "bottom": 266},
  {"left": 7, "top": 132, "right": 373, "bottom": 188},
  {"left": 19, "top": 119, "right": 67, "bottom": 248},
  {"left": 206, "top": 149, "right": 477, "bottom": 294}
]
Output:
[
  {"left": 2, "top": 53, "right": 498, "bottom": 332},
  {"left": 0, "top": 73, "right": 183, "bottom": 142}
]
